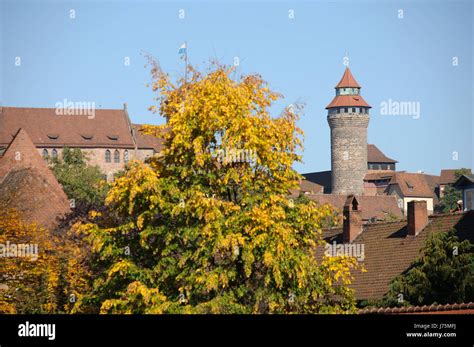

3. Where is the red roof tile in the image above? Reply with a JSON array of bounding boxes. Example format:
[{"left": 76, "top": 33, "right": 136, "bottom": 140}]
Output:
[
  {"left": 359, "top": 302, "right": 474, "bottom": 314},
  {"left": 367, "top": 144, "right": 397, "bottom": 163},
  {"left": 440, "top": 169, "right": 471, "bottom": 185},
  {"left": 335, "top": 67, "right": 361, "bottom": 88},
  {"left": 318, "top": 211, "right": 474, "bottom": 300},
  {"left": 326, "top": 95, "right": 371, "bottom": 109},
  {"left": 389, "top": 172, "right": 434, "bottom": 198},
  {"left": 309, "top": 194, "right": 403, "bottom": 221},
  {"left": 0, "top": 107, "right": 135, "bottom": 148},
  {"left": 133, "top": 124, "right": 164, "bottom": 152},
  {"left": 0, "top": 129, "right": 70, "bottom": 229},
  {"left": 364, "top": 172, "right": 395, "bottom": 181}
]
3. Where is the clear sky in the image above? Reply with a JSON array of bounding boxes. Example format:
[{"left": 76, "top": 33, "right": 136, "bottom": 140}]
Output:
[{"left": 1, "top": 0, "right": 472, "bottom": 175}]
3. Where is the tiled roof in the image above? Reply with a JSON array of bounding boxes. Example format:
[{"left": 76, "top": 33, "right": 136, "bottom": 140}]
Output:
[
  {"left": 0, "top": 107, "right": 135, "bottom": 148},
  {"left": 309, "top": 194, "right": 403, "bottom": 221},
  {"left": 132, "top": 124, "right": 164, "bottom": 152},
  {"left": 335, "top": 67, "right": 361, "bottom": 88},
  {"left": 454, "top": 174, "right": 474, "bottom": 188},
  {"left": 289, "top": 179, "right": 324, "bottom": 197},
  {"left": 0, "top": 168, "right": 70, "bottom": 230},
  {"left": 326, "top": 95, "right": 371, "bottom": 109},
  {"left": 319, "top": 211, "right": 474, "bottom": 300},
  {"left": 367, "top": 144, "right": 397, "bottom": 163},
  {"left": 364, "top": 172, "right": 395, "bottom": 181},
  {"left": 303, "top": 170, "right": 332, "bottom": 194},
  {"left": 359, "top": 302, "right": 474, "bottom": 314},
  {"left": 0, "top": 129, "right": 70, "bottom": 229},
  {"left": 440, "top": 169, "right": 457, "bottom": 185},
  {"left": 389, "top": 172, "right": 434, "bottom": 198},
  {"left": 440, "top": 169, "right": 471, "bottom": 185}
]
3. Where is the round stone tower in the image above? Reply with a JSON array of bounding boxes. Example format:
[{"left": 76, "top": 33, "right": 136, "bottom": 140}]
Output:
[{"left": 326, "top": 67, "right": 371, "bottom": 195}]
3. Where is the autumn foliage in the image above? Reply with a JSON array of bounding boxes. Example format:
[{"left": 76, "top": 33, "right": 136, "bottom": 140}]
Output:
[
  {"left": 64, "top": 60, "right": 361, "bottom": 314},
  {"left": 0, "top": 209, "right": 63, "bottom": 313}
]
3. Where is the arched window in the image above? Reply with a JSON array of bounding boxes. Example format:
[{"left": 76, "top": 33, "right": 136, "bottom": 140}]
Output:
[
  {"left": 124, "top": 150, "right": 129, "bottom": 164},
  {"left": 42, "top": 149, "right": 49, "bottom": 159},
  {"left": 105, "top": 150, "right": 111, "bottom": 163},
  {"left": 114, "top": 150, "right": 120, "bottom": 163},
  {"left": 52, "top": 149, "right": 58, "bottom": 159}
]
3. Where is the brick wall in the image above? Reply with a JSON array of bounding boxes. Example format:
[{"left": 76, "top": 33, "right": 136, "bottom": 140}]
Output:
[{"left": 37, "top": 147, "right": 155, "bottom": 180}]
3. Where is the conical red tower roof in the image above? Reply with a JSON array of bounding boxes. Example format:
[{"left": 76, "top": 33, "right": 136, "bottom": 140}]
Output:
[
  {"left": 325, "top": 95, "right": 371, "bottom": 109},
  {"left": 326, "top": 67, "right": 370, "bottom": 109},
  {"left": 335, "top": 67, "right": 361, "bottom": 88}
]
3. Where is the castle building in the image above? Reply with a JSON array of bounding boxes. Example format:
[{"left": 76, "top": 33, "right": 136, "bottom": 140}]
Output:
[
  {"left": 0, "top": 105, "right": 163, "bottom": 180},
  {"left": 0, "top": 128, "right": 70, "bottom": 230},
  {"left": 326, "top": 67, "right": 371, "bottom": 195}
]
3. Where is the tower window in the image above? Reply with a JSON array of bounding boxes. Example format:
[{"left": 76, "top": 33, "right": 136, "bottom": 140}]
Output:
[
  {"left": 114, "top": 150, "right": 120, "bottom": 163},
  {"left": 105, "top": 150, "right": 111, "bottom": 163},
  {"left": 42, "top": 149, "right": 49, "bottom": 159}
]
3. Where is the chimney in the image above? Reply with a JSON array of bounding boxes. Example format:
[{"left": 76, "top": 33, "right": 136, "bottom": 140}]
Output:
[
  {"left": 343, "top": 195, "right": 363, "bottom": 243},
  {"left": 407, "top": 200, "right": 428, "bottom": 236}
]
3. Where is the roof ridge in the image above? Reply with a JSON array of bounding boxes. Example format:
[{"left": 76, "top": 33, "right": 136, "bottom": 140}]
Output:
[{"left": 359, "top": 302, "right": 474, "bottom": 314}]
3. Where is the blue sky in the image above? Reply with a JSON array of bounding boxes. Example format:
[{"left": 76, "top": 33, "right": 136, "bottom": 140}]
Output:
[{"left": 1, "top": 0, "right": 472, "bottom": 175}]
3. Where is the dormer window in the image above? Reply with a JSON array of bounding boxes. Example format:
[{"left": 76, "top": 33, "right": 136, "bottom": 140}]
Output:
[
  {"left": 47, "top": 134, "right": 59, "bottom": 140},
  {"left": 107, "top": 135, "right": 119, "bottom": 141},
  {"left": 81, "top": 134, "right": 93, "bottom": 140}
]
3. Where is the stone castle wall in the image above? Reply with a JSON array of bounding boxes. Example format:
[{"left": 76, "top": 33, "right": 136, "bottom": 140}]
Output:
[
  {"left": 36, "top": 147, "right": 155, "bottom": 180},
  {"left": 328, "top": 112, "right": 369, "bottom": 195}
]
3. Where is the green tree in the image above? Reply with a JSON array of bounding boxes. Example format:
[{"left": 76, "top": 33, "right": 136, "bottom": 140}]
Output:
[
  {"left": 384, "top": 230, "right": 474, "bottom": 306},
  {"left": 51, "top": 147, "right": 108, "bottom": 208},
  {"left": 454, "top": 168, "right": 471, "bottom": 179},
  {"left": 73, "top": 60, "right": 360, "bottom": 314},
  {"left": 436, "top": 186, "right": 462, "bottom": 213},
  {"left": 435, "top": 169, "right": 470, "bottom": 213}
]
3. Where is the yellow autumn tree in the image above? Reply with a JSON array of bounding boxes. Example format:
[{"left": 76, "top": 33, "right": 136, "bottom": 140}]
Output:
[
  {"left": 0, "top": 209, "right": 64, "bottom": 313},
  {"left": 76, "top": 59, "right": 359, "bottom": 314},
  {"left": 0, "top": 206, "right": 96, "bottom": 314}
]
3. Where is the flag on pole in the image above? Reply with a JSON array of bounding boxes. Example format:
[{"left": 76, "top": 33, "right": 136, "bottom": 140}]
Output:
[{"left": 178, "top": 43, "right": 187, "bottom": 55}]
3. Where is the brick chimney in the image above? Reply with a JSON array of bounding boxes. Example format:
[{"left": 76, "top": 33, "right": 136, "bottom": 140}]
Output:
[
  {"left": 407, "top": 200, "right": 428, "bottom": 236},
  {"left": 343, "top": 195, "right": 363, "bottom": 243}
]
